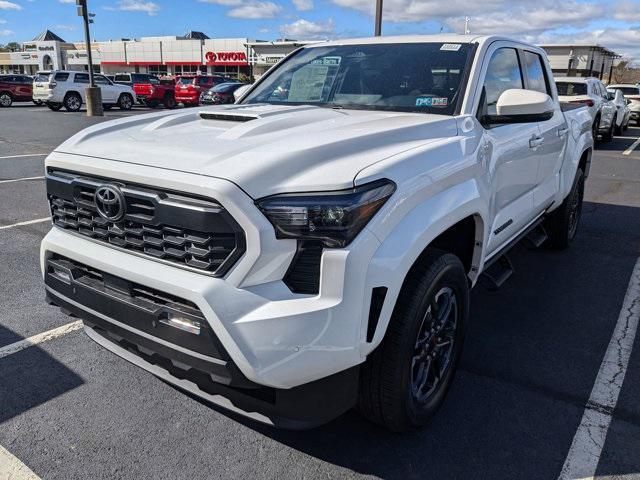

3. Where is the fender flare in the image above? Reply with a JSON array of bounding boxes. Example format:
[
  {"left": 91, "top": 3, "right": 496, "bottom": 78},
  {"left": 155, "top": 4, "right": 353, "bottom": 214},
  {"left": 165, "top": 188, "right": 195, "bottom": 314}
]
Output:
[{"left": 359, "top": 179, "right": 487, "bottom": 355}]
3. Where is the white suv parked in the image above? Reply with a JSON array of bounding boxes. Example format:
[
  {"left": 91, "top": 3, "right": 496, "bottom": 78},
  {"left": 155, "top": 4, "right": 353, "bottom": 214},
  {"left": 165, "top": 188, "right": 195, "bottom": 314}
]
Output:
[
  {"left": 33, "top": 70, "right": 136, "bottom": 112},
  {"left": 555, "top": 77, "right": 616, "bottom": 141},
  {"left": 607, "top": 84, "right": 640, "bottom": 125}
]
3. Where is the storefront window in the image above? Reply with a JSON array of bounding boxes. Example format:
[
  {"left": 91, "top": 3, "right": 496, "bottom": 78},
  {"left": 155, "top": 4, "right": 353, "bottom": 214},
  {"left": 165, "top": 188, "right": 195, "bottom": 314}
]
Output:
[{"left": 149, "top": 65, "right": 168, "bottom": 76}]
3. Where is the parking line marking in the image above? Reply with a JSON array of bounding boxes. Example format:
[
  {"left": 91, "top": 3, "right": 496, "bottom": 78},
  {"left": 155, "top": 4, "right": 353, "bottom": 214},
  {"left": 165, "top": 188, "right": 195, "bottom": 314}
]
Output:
[
  {"left": 558, "top": 258, "right": 640, "bottom": 480},
  {"left": 0, "top": 444, "right": 41, "bottom": 479},
  {"left": 0, "top": 217, "right": 50, "bottom": 230},
  {"left": 0, "top": 154, "right": 47, "bottom": 159},
  {"left": 0, "top": 176, "right": 44, "bottom": 184},
  {"left": 0, "top": 320, "right": 83, "bottom": 360},
  {"left": 623, "top": 137, "right": 640, "bottom": 155}
]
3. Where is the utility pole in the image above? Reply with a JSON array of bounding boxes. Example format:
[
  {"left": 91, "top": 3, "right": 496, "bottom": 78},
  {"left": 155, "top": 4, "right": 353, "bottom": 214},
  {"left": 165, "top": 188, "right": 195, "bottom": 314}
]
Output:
[
  {"left": 464, "top": 16, "right": 470, "bottom": 35},
  {"left": 374, "top": 0, "right": 383, "bottom": 36},
  {"left": 76, "top": 0, "right": 103, "bottom": 116}
]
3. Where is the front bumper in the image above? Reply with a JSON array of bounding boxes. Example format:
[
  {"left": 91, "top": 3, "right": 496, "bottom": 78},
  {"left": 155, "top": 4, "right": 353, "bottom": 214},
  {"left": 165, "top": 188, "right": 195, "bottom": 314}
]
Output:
[{"left": 44, "top": 253, "right": 358, "bottom": 429}]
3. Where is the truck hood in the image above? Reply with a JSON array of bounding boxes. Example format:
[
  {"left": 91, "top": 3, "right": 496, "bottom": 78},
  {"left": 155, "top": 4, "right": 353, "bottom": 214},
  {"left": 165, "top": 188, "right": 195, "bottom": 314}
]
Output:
[{"left": 55, "top": 103, "right": 458, "bottom": 198}]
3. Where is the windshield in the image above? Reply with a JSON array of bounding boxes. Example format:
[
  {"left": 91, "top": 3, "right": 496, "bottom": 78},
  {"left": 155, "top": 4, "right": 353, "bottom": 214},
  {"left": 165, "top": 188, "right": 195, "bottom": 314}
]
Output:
[
  {"left": 242, "top": 42, "right": 474, "bottom": 114},
  {"left": 177, "top": 77, "right": 196, "bottom": 85},
  {"left": 555, "top": 82, "right": 587, "bottom": 96},
  {"left": 213, "top": 83, "right": 241, "bottom": 93}
]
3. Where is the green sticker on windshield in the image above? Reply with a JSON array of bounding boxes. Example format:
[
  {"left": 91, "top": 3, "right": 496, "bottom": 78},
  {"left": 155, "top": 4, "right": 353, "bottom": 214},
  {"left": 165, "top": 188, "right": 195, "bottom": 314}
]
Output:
[{"left": 416, "top": 96, "right": 448, "bottom": 107}]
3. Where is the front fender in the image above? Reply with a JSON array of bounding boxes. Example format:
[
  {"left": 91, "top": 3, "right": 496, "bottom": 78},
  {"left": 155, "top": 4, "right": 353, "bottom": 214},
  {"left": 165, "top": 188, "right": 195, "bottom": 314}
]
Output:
[{"left": 360, "top": 179, "right": 487, "bottom": 355}]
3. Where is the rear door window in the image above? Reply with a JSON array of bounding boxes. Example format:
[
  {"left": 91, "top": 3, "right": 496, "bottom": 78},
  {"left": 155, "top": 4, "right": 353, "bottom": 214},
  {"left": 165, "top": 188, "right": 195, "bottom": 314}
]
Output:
[
  {"left": 523, "top": 51, "right": 550, "bottom": 96},
  {"left": 54, "top": 72, "right": 69, "bottom": 82},
  {"left": 114, "top": 74, "right": 130, "bottom": 83}
]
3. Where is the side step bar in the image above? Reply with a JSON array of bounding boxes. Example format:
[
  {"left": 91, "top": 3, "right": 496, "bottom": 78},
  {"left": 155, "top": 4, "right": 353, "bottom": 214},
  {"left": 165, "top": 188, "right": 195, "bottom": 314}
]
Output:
[
  {"left": 479, "top": 254, "right": 513, "bottom": 291},
  {"left": 479, "top": 216, "right": 548, "bottom": 291}
]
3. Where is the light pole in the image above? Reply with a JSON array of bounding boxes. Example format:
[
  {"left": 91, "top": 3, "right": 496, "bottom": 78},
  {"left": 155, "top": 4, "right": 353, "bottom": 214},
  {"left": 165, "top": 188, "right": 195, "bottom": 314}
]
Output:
[
  {"left": 76, "top": 0, "right": 103, "bottom": 116},
  {"left": 374, "top": 0, "right": 383, "bottom": 36}
]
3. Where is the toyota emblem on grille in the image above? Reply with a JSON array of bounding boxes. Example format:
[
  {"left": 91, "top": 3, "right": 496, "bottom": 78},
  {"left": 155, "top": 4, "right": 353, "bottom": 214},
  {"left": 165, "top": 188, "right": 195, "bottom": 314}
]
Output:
[{"left": 95, "top": 185, "right": 126, "bottom": 222}]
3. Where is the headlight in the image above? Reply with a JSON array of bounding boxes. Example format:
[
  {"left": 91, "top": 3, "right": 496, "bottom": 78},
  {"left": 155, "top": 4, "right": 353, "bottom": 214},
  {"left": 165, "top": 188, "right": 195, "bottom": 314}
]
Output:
[{"left": 256, "top": 179, "right": 395, "bottom": 248}]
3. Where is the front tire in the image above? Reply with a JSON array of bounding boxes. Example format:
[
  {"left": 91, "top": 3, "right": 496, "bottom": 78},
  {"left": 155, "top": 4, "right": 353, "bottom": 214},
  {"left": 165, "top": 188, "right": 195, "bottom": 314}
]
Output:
[
  {"left": 118, "top": 93, "right": 133, "bottom": 110},
  {"left": 358, "top": 249, "right": 469, "bottom": 432},
  {"left": 544, "top": 168, "right": 584, "bottom": 250},
  {"left": 64, "top": 92, "right": 82, "bottom": 112},
  {"left": 0, "top": 91, "right": 13, "bottom": 107}
]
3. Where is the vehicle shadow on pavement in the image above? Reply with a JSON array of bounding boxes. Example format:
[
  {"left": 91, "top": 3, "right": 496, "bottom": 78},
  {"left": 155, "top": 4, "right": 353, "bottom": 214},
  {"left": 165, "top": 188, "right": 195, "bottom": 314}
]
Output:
[
  {"left": 0, "top": 325, "right": 84, "bottom": 424},
  {"left": 209, "top": 201, "right": 640, "bottom": 480}
]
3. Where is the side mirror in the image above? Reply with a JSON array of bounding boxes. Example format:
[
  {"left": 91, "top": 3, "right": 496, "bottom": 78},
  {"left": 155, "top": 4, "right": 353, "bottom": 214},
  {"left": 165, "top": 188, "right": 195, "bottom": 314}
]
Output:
[
  {"left": 482, "top": 89, "right": 555, "bottom": 126},
  {"left": 233, "top": 84, "right": 252, "bottom": 103}
]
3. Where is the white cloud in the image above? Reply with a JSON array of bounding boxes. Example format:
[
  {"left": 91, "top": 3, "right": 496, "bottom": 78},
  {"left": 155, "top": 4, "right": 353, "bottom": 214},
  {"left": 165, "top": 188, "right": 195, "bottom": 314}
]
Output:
[
  {"left": 445, "top": 2, "right": 604, "bottom": 36},
  {"left": 53, "top": 24, "right": 77, "bottom": 31},
  {"left": 0, "top": 28, "right": 13, "bottom": 35},
  {"left": 197, "top": 0, "right": 243, "bottom": 6},
  {"left": 280, "top": 18, "right": 334, "bottom": 38},
  {"left": 0, "top": 17, "right": 5, "bottom": 23},
  {"left": 0, "top": 1, "right": 21, "bottom": 10},
  {"left": 58, "top": 0, "right": 76, "bottom": 3},
  {"left": 331, "top": 0, "right": 504, "bottom": 22},
  {"left": 613, "top": 0, "right": 640, "bottom": 22},
  {"left": 293, "top": 0, "right": 313, "bottom": 11},
  {"left": 109, "top": 0, "right": 161, "bottom": 16},
  {"left": 228, "top": 1, "right": 281, "bottom": 19}
]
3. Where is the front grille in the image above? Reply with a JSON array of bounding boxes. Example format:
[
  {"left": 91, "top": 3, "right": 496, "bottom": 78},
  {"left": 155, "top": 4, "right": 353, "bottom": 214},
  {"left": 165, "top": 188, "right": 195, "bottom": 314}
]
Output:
[{"left": 47, "top": 169, "right": 245, "bottom": 276}]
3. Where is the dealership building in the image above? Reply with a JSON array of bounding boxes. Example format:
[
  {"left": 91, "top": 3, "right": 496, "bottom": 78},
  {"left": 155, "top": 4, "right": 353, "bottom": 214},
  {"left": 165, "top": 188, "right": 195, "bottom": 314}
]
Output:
[
  {"left": 539, "top": 44, "right": 621, "bottom": 83},
  {"left": 0, "top": 30, "right": 312, "bottom": 79}
]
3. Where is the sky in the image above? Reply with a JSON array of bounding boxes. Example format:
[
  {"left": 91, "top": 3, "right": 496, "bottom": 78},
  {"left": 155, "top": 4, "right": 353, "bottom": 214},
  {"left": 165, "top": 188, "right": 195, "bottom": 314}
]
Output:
[{"left": 1, "top": 0, "right": 640, "bottom": 60}]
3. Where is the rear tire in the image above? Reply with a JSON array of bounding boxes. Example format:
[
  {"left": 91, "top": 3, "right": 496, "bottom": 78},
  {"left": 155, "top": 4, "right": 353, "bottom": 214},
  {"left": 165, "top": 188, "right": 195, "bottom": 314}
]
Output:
[
  {"left": 33, "top": 99, "right": 43, "bottom": 106},
  {"left": 544, "top": 168, "right": 584, "bottom": 250},
  {"left": 64, "top": 92, "right": 82, "bottom": 112},
  {"left": 358, "top": 249, "right": 469, "bottom": 432},
  {"left": 118, "top": 93, "right": 133, "bottom": 110},
  {"left": 603, "top": 116, "right": 615, "bottom": 142},
  {"left": 47, "top": 102, "right": 62, "bottom": 111},
  {"left": 163, "top": 95, "right": 176, "bottom": 109},
  {"left": 591, "top": 117, "right": 600, "bottom": 143},
  {"left": 0, "top": 91, "right": 13, "bottom": 107}
]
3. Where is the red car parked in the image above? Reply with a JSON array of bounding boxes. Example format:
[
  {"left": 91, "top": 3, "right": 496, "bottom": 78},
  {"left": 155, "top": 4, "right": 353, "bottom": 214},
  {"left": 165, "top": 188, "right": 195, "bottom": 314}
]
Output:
[
  {"left": 0, "top": 74, "right": 34, "bottom": 107},
  {"left": 174, "top": 75, "right": 230, "bottom": 107},
  {"left": 113, "top": 73, "right": 177, "bottom": 109}
]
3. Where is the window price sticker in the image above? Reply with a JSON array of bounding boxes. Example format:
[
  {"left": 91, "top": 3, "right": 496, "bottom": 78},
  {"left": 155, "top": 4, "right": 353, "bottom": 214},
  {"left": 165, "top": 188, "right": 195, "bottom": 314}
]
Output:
[{"left": 440, "top": 43, "right": 462, "bottom": 51}]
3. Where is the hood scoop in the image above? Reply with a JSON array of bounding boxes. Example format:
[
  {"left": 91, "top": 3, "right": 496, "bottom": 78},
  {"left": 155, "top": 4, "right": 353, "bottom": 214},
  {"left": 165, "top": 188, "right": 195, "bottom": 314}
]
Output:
[{"left": 199, "top": 111, "right": 259, "bottom": 122}]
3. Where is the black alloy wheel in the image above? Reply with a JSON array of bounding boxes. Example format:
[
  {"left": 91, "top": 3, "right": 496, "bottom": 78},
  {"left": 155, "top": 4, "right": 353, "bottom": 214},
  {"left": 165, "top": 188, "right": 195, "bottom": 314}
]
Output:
[{"left": 411, "top": 286, "right": 458, "bottom": 404}]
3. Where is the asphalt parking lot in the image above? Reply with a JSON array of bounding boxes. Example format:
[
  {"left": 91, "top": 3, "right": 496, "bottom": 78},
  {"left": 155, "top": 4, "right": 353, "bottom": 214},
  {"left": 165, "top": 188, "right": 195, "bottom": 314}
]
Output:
[{"left": 0, "top": 103, "right": 639, "bottom": 480}]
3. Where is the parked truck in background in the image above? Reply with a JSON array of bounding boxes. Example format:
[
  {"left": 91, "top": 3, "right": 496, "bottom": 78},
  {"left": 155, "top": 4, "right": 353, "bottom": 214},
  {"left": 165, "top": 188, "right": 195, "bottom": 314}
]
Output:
[
  {"left": 41, "top": 35, "right": 593, "bottom": 431},
  {"left": 113, "top": 73, "right": 177, "bottom": 109}
]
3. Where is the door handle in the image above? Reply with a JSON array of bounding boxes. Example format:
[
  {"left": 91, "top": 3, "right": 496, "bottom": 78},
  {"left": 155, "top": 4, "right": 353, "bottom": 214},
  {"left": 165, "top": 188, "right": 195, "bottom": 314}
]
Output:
[
  {"left": 529, "top": 136, "right": 544, "bottom": 149},
  {"left": 557, "top": 128, "right": 569, "bottom": 137}
]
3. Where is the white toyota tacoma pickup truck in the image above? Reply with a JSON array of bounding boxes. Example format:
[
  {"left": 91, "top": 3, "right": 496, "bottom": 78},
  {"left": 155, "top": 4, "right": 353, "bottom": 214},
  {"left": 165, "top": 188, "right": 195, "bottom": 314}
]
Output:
[{"left": 41, "top": 35, "right": 592, "bottom": 431}]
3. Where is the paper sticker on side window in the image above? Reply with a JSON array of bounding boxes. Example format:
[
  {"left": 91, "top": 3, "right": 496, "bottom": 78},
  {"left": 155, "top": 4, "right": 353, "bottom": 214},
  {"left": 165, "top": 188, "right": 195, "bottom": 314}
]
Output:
[
  {"left": 416, "top": 96, "right": 448, "bottom": 107},
  {"left": 440, "top": 44, "right": 462, "bottom": 51}
]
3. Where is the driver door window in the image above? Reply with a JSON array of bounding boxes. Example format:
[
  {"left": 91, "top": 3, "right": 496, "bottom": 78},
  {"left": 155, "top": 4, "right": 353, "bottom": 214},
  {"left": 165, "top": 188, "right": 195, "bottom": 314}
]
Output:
[{"left": 480, "top": 48, "right": 523, "bottom": 116}]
